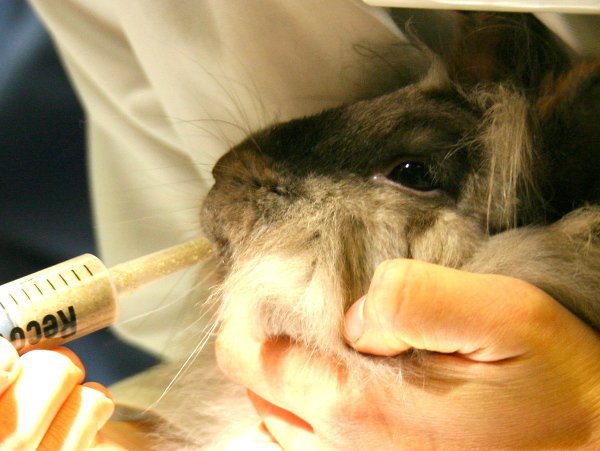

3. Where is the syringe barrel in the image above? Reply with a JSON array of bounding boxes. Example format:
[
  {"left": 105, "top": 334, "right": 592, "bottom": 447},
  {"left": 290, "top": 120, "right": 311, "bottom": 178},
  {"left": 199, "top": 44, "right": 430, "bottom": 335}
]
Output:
[{"left": 0, "top": 254, "right": 117, "bottom": 354}]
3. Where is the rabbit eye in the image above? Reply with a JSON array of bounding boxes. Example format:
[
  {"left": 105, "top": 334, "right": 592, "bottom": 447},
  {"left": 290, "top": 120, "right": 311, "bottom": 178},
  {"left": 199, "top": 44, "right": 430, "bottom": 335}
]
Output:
[{"left": 386, "top": 161, "right": 438, "bottom": 191}]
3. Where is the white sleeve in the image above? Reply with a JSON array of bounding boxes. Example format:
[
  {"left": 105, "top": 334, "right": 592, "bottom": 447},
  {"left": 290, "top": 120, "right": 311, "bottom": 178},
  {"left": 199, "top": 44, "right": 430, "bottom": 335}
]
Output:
[{"left": 29, "top": 0, "right": 409, "bottom": 358}]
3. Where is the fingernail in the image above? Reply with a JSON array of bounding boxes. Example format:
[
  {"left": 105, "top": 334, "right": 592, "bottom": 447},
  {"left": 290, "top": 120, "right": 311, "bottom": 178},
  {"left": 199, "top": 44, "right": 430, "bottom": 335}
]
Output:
[{"left": 344, "top": 295, "right": 366, "bottom": 343}]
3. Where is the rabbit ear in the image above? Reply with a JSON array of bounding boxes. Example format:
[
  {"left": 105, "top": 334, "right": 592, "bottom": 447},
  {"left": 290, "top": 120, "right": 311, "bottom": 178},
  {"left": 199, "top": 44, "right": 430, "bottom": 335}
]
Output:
[
  {"left": 537, "top": 62, "right": 600, "bottom": 216},
  {"left": 446, "top": 12, "right": 572, "bottom": 91},
  {"left": 405, "top": 12, "right": 572, "bottom": 93},
  {"left": 416, "top": 56, "right": 452, "bottom": 91}
]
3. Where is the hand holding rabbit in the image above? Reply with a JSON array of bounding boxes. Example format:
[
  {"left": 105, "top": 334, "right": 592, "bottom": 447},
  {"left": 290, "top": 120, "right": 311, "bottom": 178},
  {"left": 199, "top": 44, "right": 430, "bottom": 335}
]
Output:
[{"left": 217, "top": 261, "right": 600, "bottom": 450}]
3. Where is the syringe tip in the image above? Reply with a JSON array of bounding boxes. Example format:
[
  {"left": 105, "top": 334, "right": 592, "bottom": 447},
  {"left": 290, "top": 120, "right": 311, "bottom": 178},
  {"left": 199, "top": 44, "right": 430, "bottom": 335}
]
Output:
[{"left": 109, "top": 237, "right": 213, "bottom": 297}]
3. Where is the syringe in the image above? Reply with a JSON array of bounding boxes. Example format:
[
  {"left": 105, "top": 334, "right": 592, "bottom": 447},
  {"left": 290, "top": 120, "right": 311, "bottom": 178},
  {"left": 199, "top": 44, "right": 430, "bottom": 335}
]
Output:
[{"left": 0, "top": 238, "right": 212, "bottom": 354}]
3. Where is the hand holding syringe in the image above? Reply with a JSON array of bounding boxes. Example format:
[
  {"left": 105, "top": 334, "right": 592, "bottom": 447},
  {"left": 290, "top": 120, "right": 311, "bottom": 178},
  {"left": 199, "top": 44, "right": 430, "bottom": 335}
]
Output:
[
  {"left": 0, "top": 238, "right": 212, "bottom": 354},
  {"left": 0, "top": 238, "right": 211, "bottom": 448}
]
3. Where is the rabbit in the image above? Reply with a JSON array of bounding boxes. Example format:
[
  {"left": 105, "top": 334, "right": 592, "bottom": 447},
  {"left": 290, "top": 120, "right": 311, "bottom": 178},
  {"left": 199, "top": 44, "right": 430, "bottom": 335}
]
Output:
[
  {"left": 119, "top": 12, "right": 600, "bottom": 449},
  {"left": 202, "top": 11, "right": 600, "bottom": 367}
]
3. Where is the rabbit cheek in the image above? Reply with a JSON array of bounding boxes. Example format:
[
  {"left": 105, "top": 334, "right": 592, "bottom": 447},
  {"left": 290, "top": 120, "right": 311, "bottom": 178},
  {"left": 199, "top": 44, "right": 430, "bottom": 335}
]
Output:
[
  {"left": 407, "top": 210, "right": 485, "bottom": 268},
  {"left": 210, "top": 202, "right": 362, "bottom": 355}
]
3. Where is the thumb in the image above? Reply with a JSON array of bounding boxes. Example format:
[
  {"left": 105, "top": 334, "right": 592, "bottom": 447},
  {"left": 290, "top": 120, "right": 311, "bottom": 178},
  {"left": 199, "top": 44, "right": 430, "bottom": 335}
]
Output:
[{"left": 343, "top": 259, "right": 560, "bottom": 362}]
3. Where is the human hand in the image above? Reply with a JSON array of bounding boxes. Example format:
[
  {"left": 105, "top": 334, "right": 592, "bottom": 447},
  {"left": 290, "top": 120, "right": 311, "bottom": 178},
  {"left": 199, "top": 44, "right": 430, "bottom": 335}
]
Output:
[
  {"left": 0, "top": 339, "right": 114, "bottom": 450},
  {"left": 216, "top": 259, "right": 600, "bottom": 450}
]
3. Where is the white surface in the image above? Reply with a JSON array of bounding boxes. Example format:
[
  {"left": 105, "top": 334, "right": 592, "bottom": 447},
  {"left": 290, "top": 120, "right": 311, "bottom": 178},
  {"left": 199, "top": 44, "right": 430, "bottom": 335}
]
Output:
[{"left": 365, "top": 0, "right": 600, "bottom": 14}]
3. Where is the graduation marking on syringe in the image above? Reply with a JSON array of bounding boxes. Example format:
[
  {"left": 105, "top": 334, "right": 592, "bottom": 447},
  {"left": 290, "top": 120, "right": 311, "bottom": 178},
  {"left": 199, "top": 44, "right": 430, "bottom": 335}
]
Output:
[{"left": 83, "top": 264, "right": 94, "bottom": 277}]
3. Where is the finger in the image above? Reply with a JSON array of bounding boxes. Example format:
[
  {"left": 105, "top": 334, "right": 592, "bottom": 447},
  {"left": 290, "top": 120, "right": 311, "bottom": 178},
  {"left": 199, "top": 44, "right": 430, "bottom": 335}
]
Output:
[
  {"left": 38, "top": 384, "right": 115, "bottom": 451},
  {"left": 83, "top": 382, "right": 113, "bottom": 400},
  {"left": 247, "top": 391, "right": 324, "bottom": 451},
  {"left": 222, "top": 419, "right": 284, "bottom": 450},
  {"left": 344, "top": 259, "right": 571, "bottom": 361},
  {"left": 248, "top": 390, "right": 312, "bottom": 434},
  {"left": 0, "top": 338, "right": 20, "bottom": 395},
  {"left": 216, "top": 324, "right": 343, "bottom": 427},
  {"left": 54, "top": 348, "right": 86, "bottom": 378},
  {"left": 0, "top": 349, "right": 84, "bottom": 450}
]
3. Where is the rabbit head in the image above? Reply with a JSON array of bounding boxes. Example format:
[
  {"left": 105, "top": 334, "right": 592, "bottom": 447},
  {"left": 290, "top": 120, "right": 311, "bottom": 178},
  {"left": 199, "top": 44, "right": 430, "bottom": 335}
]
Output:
[{"left": 200, "top": 13, "right": 600, "bottom": 371}]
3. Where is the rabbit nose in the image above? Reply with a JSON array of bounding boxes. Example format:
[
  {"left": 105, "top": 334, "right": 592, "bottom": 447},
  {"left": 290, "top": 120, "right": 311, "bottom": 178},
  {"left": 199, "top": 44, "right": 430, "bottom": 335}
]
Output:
[
  {"left": 210, "top": 145, "right": 296, "bottom": 207},
  {"left": 212, "top": 146, "right": 263, "bottom": 182},
  {"left": 211, "top": 145, "right": 289, "bottom": 193},
  {"left": 211, "top": 149, "right": 240, "bottom": 182}
]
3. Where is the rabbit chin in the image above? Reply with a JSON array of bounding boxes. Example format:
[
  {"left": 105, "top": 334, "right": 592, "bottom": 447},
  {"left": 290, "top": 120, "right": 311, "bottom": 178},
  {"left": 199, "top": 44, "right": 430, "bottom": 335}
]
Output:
[{"left": 215, "top": 252, "right": 348, "bottom": 355}]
